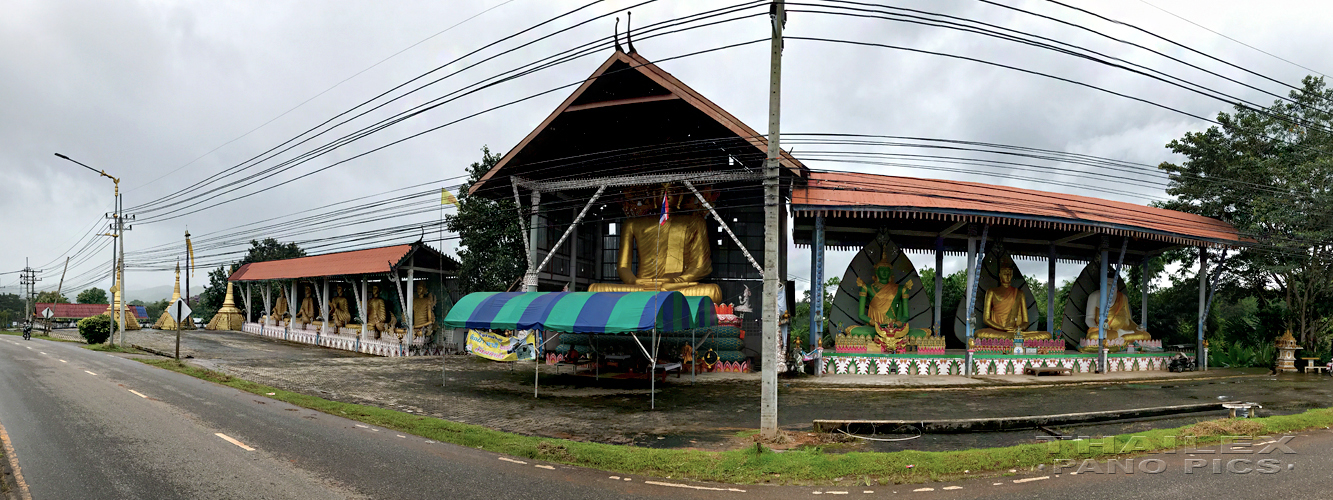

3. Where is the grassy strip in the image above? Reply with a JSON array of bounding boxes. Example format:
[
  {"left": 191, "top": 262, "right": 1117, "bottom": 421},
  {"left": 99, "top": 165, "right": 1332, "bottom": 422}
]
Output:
[
  {"left": 0, "top": 330, "right": 82, "bottom": 344},
  {"left": 83, "top": 343, "right": 146, "bottom": 354},
  {"left": 138, "top": 358, "right": 1333, "bottom": 485}
]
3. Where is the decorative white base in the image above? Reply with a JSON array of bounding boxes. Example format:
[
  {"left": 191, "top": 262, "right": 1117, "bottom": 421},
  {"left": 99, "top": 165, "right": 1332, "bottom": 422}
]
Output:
[{"left": 241, "top": 322, "right": 439, "bottom": 357}]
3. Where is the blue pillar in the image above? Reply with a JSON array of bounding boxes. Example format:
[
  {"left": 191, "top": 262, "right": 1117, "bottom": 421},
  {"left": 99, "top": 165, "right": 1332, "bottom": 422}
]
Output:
[
  {"left": 1098, "top": 245, "right": 1109, "bottom": 373},
  {"left": 810, "top": 214, "right": 825, "bottom": 376}
]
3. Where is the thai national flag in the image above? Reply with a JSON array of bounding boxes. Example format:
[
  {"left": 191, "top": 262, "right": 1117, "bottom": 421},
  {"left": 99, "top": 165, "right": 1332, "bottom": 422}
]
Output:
[{"left": 659, "top": 192, "right": 670, "bottom": 225}]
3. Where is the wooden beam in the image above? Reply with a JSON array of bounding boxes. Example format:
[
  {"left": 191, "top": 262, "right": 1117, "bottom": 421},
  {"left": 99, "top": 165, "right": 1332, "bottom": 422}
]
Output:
[
  {"left": 564, "top": 93, "right": 678, "bottom": 112},
  {"left": 1053, "top": 231, "right": 1097, "bottom": 246}
]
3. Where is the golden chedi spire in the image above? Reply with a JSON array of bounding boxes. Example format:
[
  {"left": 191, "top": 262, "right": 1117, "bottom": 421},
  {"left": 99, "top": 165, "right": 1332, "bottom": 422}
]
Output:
[
  {"left": 206, "top": 281, "right": 245, "bottom": 331},
  {"left": 154, "top": 263, "right": 194, "bottom": 330},
  {"left": 105, "top": 264, "right": 142, "bottom": 330}
]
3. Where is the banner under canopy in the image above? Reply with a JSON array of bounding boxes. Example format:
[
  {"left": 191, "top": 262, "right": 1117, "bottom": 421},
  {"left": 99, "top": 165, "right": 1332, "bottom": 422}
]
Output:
[{"left": 444, "top": 291, "right": 710, "bottom": 333}]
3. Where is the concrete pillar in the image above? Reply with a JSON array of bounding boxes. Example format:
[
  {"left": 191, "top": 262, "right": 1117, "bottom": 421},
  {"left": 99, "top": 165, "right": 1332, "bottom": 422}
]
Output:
[
  {"left": 406, "top": 268, "right": 416, "bottom": 347},
  {"left": 1141, "top": 258, "right": 1150, "bottom": 328},
  {"left": 321, "top": 278, "right": 330, "bottom": 335},
  {"left": 1198, "top": 248, "right": 1208, "bottom": 371}
]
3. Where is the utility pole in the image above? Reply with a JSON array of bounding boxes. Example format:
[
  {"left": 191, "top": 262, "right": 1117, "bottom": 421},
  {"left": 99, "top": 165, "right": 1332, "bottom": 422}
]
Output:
[
  {"left": 760, "top": 0, "right": 785, "bottom": 439},
  {"left": 48, "top": 257, "right": 69, "bottom": 332},
  {"left": 20, "top": 259, "right": 41, "bottom": 327}
]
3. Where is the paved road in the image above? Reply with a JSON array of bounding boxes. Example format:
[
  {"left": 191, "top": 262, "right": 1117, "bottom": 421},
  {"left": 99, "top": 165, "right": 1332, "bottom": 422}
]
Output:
[
  {"left": 3, "top": 334, "right": 1332, "bottom": 499},
  {"left": 0, "top": 336, "right": 737, "bottom": 499}
]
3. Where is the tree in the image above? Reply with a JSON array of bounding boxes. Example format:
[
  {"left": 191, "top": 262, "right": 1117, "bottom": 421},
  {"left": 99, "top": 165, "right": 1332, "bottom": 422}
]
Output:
[
  {"left": 77, "top": 287, "right": 109, "bottom": 304},
  {"left": 0, "top": 293, "right": 23, "bottom": 325},
  {"left": 444, "top": 146, "right": 527, "bottom": 294},
  {"left": 35, "top": 291, "right": 69, "bottom": 304},
  {"left": 1159, "top": 75, "right": 1333, "bottom": 350}
]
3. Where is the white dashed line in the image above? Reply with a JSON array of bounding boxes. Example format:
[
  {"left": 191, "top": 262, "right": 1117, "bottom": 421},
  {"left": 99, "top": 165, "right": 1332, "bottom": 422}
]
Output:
[
  {"left": 396, "top": 435, "right": 406, "bottom": 438},
  {"left": 355, "top": 424, "right": 368, "bottom": 428},
  {"left": 642, "top": 480, "right": 745, "bottom": 492},
  {"left": 912, "top": 487, "right": 935, "bottom": 492},
  {"left": 215, "top": 433, "right": 255, "bottom": 451},
  {"left": 498, "top": 457, "right": 527, "bottom": 465},
  {"left": 943, "top": 486, "right": 963, "bottom": 490},
  {"left": 624, "top": 478, "right": 632, "bottom": 482},
  {"left": 993, "top": 482, "right": 1003, "bottom": 486},
  {"left": 825, "top": 492, "right": 848, "bottom": 495},
  {"left": 40, "top": 352, "right": 46, "bottom": 355},
  {"left": 1013, "top": 476, "right": 1050, "bottom": 484},
  {"left": 535, "top": 465, "right": 555, "bottom": 470},
  {"left": 84, "top": 370, "right": 97, "bottom": 375},
  {"left": 863, "top": 491, "right": 874, "bottom": 494},
  {"left": 128, "top": 390, "right": 148, "bottom": 398},
  {"left": 59, "top": 360, "right": 66, "bottom": 363},
  {"left": 609, "top": 476, "right": 621, "bottom": 480}
]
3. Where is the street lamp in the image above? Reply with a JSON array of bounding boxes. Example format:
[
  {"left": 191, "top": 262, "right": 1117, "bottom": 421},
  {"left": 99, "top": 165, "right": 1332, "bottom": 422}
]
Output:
[{"left": 56, "top": 153, "right": 128, "bottom": 347}]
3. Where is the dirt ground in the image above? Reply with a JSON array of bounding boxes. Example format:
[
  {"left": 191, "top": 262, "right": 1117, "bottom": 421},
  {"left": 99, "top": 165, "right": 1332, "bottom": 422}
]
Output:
[{"left": 48, "top": 328, "right": 1333, "bottom": 452}]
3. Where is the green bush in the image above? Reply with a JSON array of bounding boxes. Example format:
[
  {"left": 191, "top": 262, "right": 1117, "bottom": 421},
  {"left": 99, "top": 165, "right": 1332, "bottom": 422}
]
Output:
[
  {"left": 77, "top": 314, "right": 113, "bottom": 344},
  {"left": 1209, "top": 341, "right": 1276, "bottom": 368}
]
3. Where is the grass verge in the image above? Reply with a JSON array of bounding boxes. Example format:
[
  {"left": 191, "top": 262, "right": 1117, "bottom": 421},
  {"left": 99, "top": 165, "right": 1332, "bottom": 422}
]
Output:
[
  {"left": 137, "top": 358, "right": 1333, "bottom": 486},
  {"left": 0, "top": 330, "right": 82, "bottom": 343},
  {"left": 83, "top": 343, "right": 146, "bottom": 354}
]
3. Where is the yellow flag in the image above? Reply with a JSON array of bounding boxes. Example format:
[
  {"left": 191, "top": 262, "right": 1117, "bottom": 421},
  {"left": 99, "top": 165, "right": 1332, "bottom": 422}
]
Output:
[
  {"left": 186, "top": 237, "right": 195, "bottom": 277},
  {"left": 441, "top": 188, "right": 458, "bottom": 206}
]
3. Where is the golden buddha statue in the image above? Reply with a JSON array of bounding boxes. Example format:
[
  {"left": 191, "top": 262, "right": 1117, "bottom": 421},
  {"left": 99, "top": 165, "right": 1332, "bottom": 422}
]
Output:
[
  {"left": 293, "top": 284, "right": 318, "bottom": 327},
  {"left": 272, "top": 289, "right": 289, "bottom": 323},
  {"left": 843, "top": 250, "right": 913, "bottom": 351},
  {"left": 975, "top": 267, "right": 1051, "bottom": 340},
  {"left": 588, "top": 185, "right": 722, "bottom": 304},
  {"left": 1083, "top": 269, "right": 1151, "bottom": 351},
  {"left": 366, "top": 284, "right": 396, "bottom": 339},
  {"left": 329, "top": 284, "right": 352, "bottom": 328},
  {"left": 412, "top": 286, "right": 436, "bottom": 336}
]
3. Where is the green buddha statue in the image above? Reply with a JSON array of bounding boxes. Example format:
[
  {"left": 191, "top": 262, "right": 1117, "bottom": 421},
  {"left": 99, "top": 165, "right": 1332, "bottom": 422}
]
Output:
[
  {"left": 843, "top": 250, "right": 913, "bottom": 350},
  {"left": 588, "top": 185, "right": 722, "bottom": 303},
  {"left": 974, "top": 267, "right": 1051, "bottom": 340}
]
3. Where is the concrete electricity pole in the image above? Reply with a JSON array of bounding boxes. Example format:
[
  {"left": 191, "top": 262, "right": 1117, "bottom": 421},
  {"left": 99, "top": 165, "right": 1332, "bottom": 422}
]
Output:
[{"left": 760, "top": 0, "right": 785, "bottom": 439}]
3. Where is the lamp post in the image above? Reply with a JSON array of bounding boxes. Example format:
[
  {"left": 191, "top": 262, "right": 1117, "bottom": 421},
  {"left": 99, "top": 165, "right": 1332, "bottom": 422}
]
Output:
[{"left": 56, "top": 153, "right": 128, "bottom": 347}]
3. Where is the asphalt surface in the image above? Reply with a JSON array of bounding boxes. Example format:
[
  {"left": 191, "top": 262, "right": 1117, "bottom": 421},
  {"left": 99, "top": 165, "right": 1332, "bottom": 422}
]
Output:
[
  {"left": 0, "top": 336, "right": 741, "bottom": 499},
  {"left": 3, "top": 334, "right": 1332, "bottom": 499}
]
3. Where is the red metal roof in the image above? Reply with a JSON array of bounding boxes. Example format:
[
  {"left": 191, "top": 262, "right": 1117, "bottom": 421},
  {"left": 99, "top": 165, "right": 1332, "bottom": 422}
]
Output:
[
  {"left": 226, "top": 244, "right": 414, "bottom": 281},
  {"left": 34, "top": 303, "right": 148, "bottom": 319},
  {"left": 792, "top": 171, "right": 1244, "bottom": 247}
]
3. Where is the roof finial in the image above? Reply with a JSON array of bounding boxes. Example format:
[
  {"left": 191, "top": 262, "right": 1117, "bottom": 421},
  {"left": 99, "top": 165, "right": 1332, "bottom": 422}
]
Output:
[
  {"left": 614, "top": 17, "right": 623, "bottom": 53},
  {"left": 626, "top": 11, "right": 636, "bottom": 53}
]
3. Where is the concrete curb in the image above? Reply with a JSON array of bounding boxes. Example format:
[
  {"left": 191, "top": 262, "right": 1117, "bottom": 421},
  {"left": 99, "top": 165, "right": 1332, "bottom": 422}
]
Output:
[{"left": 815, "top": 402, "right": 1227, "bottom": 434}]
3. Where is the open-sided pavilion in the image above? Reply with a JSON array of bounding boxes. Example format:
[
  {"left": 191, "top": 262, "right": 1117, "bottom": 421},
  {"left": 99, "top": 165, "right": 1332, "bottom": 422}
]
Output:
[{"left": 227, "top": 241, "right": 459, "bottom": 356}]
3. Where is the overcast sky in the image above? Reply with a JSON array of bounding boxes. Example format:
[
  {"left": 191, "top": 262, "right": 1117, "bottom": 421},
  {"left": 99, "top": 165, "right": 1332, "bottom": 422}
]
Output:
[{"left": 3, "top": 0, "right": 1330, "bottom": 301}]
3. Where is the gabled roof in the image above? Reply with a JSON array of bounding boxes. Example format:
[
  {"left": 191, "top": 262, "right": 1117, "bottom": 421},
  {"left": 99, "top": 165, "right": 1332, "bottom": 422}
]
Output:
[
  {"left": 34, "top": 303, "right": 148, "bottom": 320},
  {"left": 469, "top": 50, "right": 805, "bottom": 196},
  {"left": 793, "top": 171, "right": 1245, "bottom": 249},
  {"left": 227, "top": 242, "right": 458, "bottom": 282}
]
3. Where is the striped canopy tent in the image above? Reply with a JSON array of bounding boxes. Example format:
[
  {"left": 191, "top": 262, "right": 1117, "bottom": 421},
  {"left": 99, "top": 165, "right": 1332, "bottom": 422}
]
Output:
[
  {"left": 445, "top": 291, "right": 715, "bottom": 408},
  {"left": 444, "top": 291, "right": 710, "bottom": 333}
]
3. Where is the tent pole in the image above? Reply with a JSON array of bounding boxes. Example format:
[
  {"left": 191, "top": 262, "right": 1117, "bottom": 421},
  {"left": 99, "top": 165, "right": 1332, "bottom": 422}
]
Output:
[
  {"left": 691, "top": 328, "right": 696, "bottom": 384},
  {"left": 651, "top": 327, "right": 657, "bottom": 410},
  {"left": 534, "top": 332, "right": 540, "bottom": 399}
]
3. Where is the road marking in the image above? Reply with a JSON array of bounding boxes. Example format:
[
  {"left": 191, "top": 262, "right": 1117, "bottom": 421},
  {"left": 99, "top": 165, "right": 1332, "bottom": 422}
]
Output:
[
  {"left": 84, "top": 370, "right": 97, "bottom": 375},
  {"left": 863, "top": 491, "right": 874, "bottom": 494},
  {"left": 129, "top": 390, "right": 148, "bottom": 398},
  {"left": 396, "top": 435, "right": 406, "bottom": 438},
  {"left": 1013, "top": 476, "right": 1049, "bottom": 484},
  {"left": 215, "top": 433, "right": 255, "bottom": 451},
  {"left": 59, "top": 359, "right": 67, "bottom": 363},
  {"left": 609, "top": 476, "right": 620, "bottom": 480},
  {"left": 912, "top": 488, "right": 934, "bottom": 492},
  {"left": 535, "top": 465, "right": 555, "bottom": 470},
  {"left": 355, "top": 424, "right": 368, "bottom": 428},
  {"left": 825, "top": 492, "right": 848, "bottom": 495},
  {"left": 993, "top": 482, "right": 1003, "bottom": 485},
  {"left": 498, "top": 457, "right": 527, "bottom": 465},
  {"left": 40, "top": 352, "right": 46, "bottom": 355},
  {"left": 0, "top": 416, "right": 33, "bottom": 500},
  {"left": 942, "top": 486, "right": 963, "bottom": 490},
  {"left": 642, "top": 480, "right": 745, "bottom": 492}
]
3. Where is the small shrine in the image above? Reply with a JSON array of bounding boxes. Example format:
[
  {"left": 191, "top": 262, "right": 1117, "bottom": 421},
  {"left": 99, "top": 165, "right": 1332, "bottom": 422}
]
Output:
[{"left": 1276, "top": 330, "right": 1301, "bottom": 373}]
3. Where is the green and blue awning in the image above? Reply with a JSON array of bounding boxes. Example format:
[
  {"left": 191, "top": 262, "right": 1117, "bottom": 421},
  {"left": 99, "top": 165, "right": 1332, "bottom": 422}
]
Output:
[{"left": 444, "top": 291, "right": 714, "bottom": 333}]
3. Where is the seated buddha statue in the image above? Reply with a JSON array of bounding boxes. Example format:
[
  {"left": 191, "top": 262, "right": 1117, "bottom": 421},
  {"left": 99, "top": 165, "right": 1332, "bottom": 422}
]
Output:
[
  {"left": 1083, "top": 269, "right": 1152, "bottom": 351},
  {"left": 588, "top": 185, "right": 722, "bottom": 304},
  {"left": 842, "top": 250, "right": 913, "bottom": 351},
  {"left": 329, "top": 284, "right": 352, "bottom": 328},
  {"left": 975, "top": 267, "right": 1051, "bottom": 340},
  {"left": 293, "top": 284, "right": 318, "bottom": 327},
  {"left": 272, "top": 289, "right": 289, "bottom": 324},
  {"left": 412, "top": 286, "right": 436, "bottom": 336},
  {"left": 366, "top": 284, "right": 396, "bottom": 339}
]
